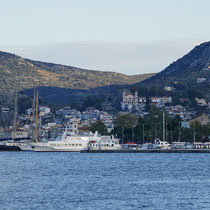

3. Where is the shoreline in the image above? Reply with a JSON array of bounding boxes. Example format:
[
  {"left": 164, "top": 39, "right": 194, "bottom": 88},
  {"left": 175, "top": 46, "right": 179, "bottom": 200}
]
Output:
[{"left": 80, "top": 149, "right": 210, "bottom": 153}]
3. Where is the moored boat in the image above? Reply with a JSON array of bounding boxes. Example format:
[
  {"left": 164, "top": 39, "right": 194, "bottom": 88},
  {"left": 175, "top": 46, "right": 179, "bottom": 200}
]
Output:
[
  {"left": 152, "top": 138, "right": 171, "bottom": 149},
  {"left": 84, "top": 135, "right": 122, "bottom": 151},
  {"left": 30, "top": 131, "right": 95, "bottom": 152}
]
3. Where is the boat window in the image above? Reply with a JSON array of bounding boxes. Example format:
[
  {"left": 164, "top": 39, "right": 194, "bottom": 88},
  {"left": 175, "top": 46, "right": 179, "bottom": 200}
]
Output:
[
  {"left": 65, "top": 144, "right": 67, "bottom": 146},
  {"left": 72, "top": 144, "right": 74, "bottom": 146},
  {"left": 75, "top": 144, "right": 78, "bottom": 146},
  {"left": 79, "top": 144, "right": 82, "bottom": 146}
]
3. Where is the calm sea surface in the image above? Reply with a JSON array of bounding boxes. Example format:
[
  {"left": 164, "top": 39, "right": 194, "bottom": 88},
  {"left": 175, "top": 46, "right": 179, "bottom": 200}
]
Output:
[{"left": 0, "top": 152, "right": 210, "bottom": 210}]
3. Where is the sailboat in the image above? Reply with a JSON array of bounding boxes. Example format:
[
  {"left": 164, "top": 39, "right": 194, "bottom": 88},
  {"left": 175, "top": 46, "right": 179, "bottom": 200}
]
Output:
[
  {"left": 0, "top": 74, "right": 22, "bottom": 151},
  {"left": 153, "top": 107, "right": 171, "bottom": 149},
  {"left": 18, "top": 89, "right": 38, "bottom": 151},
  {"left": 0, "top": 74, "right": 34, "bottom": 151}
]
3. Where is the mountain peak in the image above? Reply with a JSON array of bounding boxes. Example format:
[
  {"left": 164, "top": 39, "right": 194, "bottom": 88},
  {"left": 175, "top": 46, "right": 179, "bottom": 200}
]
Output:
[{"left": 143, "top": 41, "right": 210, "bottom": 81}]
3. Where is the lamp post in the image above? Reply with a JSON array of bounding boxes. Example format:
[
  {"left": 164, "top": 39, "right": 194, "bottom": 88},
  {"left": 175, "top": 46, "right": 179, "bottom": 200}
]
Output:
[
  {"left": 154, "top": 115, "right": 158, "bottom": 140},
  {"left": 178, "top": 122, "right": 181, "bottom": 142},
  {"left": 193, "top": 121, "right": 196, "bottom": 143},
  {"left": 122, "top": 126, "right": 124, "bottom": 144},
  {"left": 132, "top": 126, "right": 134, "bottom": 143}
]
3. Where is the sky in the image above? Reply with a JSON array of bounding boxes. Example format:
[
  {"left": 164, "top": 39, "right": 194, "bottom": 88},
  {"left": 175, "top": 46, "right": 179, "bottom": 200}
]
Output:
[{"left": 0, "top": 0, "right": 210, "bottom": 75}]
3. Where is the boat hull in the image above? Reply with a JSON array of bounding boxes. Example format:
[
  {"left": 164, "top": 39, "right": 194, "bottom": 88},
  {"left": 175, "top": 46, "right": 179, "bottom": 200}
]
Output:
[
  {"left": 19, "top": 144, "right": 34, "bottom": 151},
  {"left": 0, "top": 145, "right": 21, "bottom": 151},
  {"left": 34, "top": 145, "right": 82, "bottom": 152}
]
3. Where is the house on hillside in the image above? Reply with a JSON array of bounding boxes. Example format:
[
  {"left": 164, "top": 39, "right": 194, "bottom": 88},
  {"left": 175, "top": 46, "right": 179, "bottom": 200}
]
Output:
[
  {"left": 195, "top": 98, "right": 207, "bottom": 106},
  {"left": 189, "top": 114, "right": 210, "bottom": 125},
  {"left": 121, "top": 89, "right": 172, "bottom": 111},
  {"left": 197, "top": 78, "right": 206, "bottom": 83},
  {"left": 164, "top": 86, "right": 175, "bottom": 91}
]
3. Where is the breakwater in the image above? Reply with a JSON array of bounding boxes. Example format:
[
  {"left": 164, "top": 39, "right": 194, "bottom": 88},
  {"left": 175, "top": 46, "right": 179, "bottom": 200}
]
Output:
[{"left": 81, "top": 149, "right": 210, "bottom": 153}]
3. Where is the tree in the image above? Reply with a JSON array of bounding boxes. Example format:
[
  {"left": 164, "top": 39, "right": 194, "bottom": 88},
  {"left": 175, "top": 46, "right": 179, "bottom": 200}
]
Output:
[
  {"left": 90, "top": 120, "right": 107, "bottom": 135},
  {"left": 114, "top": 113, "right": 139, "bottom": 143}
]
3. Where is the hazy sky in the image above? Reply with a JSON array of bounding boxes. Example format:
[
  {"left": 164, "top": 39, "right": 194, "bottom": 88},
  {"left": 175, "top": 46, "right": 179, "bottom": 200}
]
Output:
[{"left": 0, "top": 0, "right": 209, "bottom": 74}]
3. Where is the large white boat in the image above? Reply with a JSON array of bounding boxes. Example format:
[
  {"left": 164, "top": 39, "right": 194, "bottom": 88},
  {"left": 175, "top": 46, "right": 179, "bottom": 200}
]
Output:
[
  {"left": 85, "top": 134, "right": 122, "bottom": 151},
  {"left": 30, "top": 130, "right": 95, "bottom": 152}
]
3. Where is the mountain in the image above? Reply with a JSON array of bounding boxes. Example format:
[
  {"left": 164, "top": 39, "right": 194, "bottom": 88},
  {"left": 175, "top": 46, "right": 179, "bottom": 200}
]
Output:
[
  {"left": 138, "top": 41, "right": 210, "bottom": 100},
  {"left": 0, "top": 51, "right": 154, "bottom": 95}
]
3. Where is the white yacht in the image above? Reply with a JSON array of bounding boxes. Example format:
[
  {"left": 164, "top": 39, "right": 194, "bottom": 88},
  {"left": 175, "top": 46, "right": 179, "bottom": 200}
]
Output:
[
  {"left": 85, "top": 134, "right": 122, "bottom": 150},
  {"left": 30, "top": 131, "right": 95, "bottom": 152},
  {"left": 153, "top": 138, "right": 171, "bottom": 149}
]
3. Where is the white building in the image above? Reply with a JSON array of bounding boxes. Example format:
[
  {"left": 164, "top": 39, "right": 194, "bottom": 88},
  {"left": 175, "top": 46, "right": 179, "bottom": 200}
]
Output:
[
  {"left": 122, "top": 89, "right": 172, "bottom": 111},
  {"left": 39, "top": 106, "right": 50, "bottom": 115},
  {"left": 195, "top": 98, "right": 207, "bottom": 106},
  {"left": 197, "top": 78, "right": 206, "bottom": 83},
  {"left": 123, "top": 90, "right": 139, "bottom": 105}
]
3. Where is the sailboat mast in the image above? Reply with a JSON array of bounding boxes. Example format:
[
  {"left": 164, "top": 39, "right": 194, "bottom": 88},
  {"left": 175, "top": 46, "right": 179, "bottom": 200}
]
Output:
[
  {"left": 35, "top": 91, "right": 39, "bottom": 142},
  {"left": 32, "top": 87, "right": 36, "bottom": 126},
  {"left": 163, "top": 107, "right": 165, "bottom": 141},
  {"left": 13, "top": 73, "right": 18, "bottom": 141}
]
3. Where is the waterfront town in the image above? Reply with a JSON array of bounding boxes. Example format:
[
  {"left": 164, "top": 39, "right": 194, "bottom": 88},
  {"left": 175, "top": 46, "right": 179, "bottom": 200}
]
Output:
[{"left": 1, "top": 87, "right": 210, "bottom": 148}]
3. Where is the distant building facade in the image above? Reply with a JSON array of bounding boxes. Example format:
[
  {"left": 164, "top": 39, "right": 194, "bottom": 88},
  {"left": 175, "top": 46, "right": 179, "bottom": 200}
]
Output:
[{"left": 121, "top": 89, "right": 172, "bottom": 111}]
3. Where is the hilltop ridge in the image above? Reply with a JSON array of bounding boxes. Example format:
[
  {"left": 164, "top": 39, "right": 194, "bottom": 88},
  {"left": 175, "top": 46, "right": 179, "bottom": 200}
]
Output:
[
  {"left": 136, "top": 41, "right": 210, "bottom": 100},
  {"left": 0, "top": 50, "right": 154, "bottom": 94}
]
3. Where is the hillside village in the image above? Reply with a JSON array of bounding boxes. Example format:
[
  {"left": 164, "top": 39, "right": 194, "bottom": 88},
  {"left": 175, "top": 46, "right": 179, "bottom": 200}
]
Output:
[
  {"left": 121, "top": 88, "right": 210, "bottom": 122},
  {"left": 1, "top": 86, "right": 210, "bottom": 143}
]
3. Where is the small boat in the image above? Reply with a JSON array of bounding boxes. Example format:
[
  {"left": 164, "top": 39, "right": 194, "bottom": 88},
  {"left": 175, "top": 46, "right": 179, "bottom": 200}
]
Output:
[
  {"left": 124, "top": 142, "right": 139, "bottom": 150},
  {"left": 85, "top": 135, "right": 122, "bottom": 151},
  {"left": 153, "top": 138, "right": 171, "bottom": 149},
  {"left": 141, "top": 142, "right": 153, "bottom": 150}
]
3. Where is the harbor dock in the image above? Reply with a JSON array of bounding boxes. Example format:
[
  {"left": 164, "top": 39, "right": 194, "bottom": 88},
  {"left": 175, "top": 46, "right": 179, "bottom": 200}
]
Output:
[{"left": 81, "top": 149, "right": 210, "bottom": 153}]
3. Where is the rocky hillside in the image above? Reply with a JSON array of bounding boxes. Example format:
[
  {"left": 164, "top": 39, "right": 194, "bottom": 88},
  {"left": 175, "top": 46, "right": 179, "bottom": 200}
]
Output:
[
  {"left": 139, "top": 41, "right": 210, "bottom": 100},
  {"left": 0, "top": 51, "right": 154, "bottom": 94}
]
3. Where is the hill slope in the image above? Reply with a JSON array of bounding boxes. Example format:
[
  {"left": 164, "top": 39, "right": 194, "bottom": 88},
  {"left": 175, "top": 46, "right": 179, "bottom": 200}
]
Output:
[
  {"left": 0, "top": 51, "right": 154, "bottom": 94},
  {"left": 139, "top": 41, "right": 210, "bottom": 100}
]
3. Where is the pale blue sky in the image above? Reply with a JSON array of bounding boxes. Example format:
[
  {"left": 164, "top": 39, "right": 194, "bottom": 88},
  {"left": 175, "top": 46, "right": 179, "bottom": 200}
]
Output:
[{"left": 0, "top": 0, "right": 209, "bottom": 74}]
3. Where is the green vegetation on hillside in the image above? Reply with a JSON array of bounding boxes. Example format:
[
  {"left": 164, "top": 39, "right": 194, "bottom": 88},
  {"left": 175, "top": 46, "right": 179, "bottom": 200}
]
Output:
[{"left": 0, "top": 51, "right": 154, "bottom": 95}]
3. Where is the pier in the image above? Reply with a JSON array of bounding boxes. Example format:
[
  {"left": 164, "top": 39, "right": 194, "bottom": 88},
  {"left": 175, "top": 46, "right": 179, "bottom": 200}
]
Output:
[{"left": 81, "top": 149, "right": 210, "bottom": 153}]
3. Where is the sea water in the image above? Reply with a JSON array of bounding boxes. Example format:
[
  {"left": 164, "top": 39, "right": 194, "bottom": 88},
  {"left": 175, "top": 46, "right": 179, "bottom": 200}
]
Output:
[{"left": 0, "top": 152, "right": 210, "bottom": 210}]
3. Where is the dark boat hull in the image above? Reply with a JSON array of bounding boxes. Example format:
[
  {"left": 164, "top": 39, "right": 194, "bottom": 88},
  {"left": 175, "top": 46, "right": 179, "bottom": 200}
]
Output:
[{"left": 0, "top": 145, "right": 21, "bottom": 151}]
